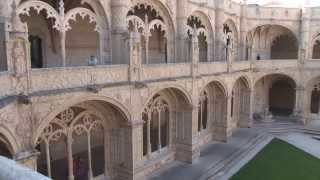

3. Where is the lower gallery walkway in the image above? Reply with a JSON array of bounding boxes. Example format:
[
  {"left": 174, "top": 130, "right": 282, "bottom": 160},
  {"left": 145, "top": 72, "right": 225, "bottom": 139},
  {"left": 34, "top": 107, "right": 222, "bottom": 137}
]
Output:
[{"left": 148, "top": 128, "right": 268, "bottom": 180}]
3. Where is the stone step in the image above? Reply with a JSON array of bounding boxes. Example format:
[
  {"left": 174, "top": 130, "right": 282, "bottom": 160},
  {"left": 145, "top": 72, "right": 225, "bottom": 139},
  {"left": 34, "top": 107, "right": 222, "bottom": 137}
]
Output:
[
  {"left": 199, "top": 132, "right": 270, "bottom": 180},
  {"left": 312, "top": 136, "right": 320, "bottom": 141}
]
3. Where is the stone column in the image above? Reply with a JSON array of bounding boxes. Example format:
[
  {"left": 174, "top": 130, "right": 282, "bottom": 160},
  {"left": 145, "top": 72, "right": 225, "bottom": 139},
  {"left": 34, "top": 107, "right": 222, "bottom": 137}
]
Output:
[
  {"left": 176, "top": 76, "right": 200, "bottom": 163},
  {"left": 118, "top": 121, "right": 144, "bottom": 180},
  {"left": 111, "top": 0, "right": 130, "bottom": 64},
  {"left": 239, "top": 2, "right": 248, "bottom": 61},
  {"left": 191, "top": 26, "right": 199, "bottom": 78},
  {"left": 213, "top": 97, "right": 228, "bottom": 141},
  {"left": 300, "top": 7, "right": 311, "bottom": 62},
  {"left": 294, "top": 86, "right": 306, "bottom": 124},
  {"left": 248, "top": 89, "right": 254, "bottom": 126},
  {"left": 215, "top": 0, "right": 225, "bottom": 61},
  {"left": 177, "top": 0, "right": 189, "bottom": 63},
  {"left": 226, "top": 95, "right": 233, "bottom": 138},
  {"left": 128, "top": 31, "right": 142, "bottom": 82}
]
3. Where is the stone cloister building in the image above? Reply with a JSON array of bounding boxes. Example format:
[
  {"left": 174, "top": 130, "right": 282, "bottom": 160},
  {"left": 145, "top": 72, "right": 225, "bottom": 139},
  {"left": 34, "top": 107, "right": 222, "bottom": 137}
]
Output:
[{"left": 0, "top": 0, "right": 320, "bottom": 179}]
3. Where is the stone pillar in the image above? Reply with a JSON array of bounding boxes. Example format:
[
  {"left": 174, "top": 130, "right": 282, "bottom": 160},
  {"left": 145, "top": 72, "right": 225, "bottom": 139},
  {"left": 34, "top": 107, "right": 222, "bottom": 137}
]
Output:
[
  {"left": 215, "top": 0, "right": 225, "bottom": 61},
  {"left": 300, "top": 7, "right": 311, "bottom": 62},
  {"left": 239, "top": 2, "right": 248, "bottom": 61},
  {"left": 177, "top": 0, "right": 189, "bottom": 63},
  {"left": 176, "top": 61, "right": 200, "bottom": 163},
  {"left": 248, "top": 89, "right": 254, "bottom": 126},
  {"left": 226, "top": 95, "right": 233, "bottom": 138},
  {"left": 111, "top": 0, "right": 130, "bottom": 64},
  {"left": 129, "top": 31, "right": 142, "bottom": 82},
  {"left": 213, "top": 97, "right": 228, "bottom": 141},
  {"left": 176, "top": 104, "right": 200, "bottom": 163},
  {"left": 294, "top": 86, "right": 306, "bottom": 124},
  {"left": 118, "top": 121, "right": 144, "bottom": 180},
  {"left": 191, "top": 26, "right": 199, "bottom": 78}
]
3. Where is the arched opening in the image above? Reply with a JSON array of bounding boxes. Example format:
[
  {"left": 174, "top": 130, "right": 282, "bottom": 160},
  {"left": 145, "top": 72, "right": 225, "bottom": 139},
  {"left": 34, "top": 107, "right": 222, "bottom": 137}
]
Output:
[
  {"left": 251, "top": 25, "right": 298, "bottom": 60},
  {"left": 223, "top": 20, "right": 238, "bottom": 62},
  {"left": 127, "top": 3, "right": 169, "bottom": 64},
  {"left": 187, "top": 15, "right": 209, "bottom": 62},
  {"left": 19, "top": 1, "right": 60, "bottom": 68},
  {"left": 66, "top": 15, "right": 99, "bottom": 66},
  {"left": 199, "top": 81, "right": 227, "bottom": 144},
  {"left": 29, "top": 35, "right": 43, "bottom": 68},
  {"left": 142, "top": 88, "right": 192, "bottom": 172},
  {"left": 35, "top": 100, "right": 128, "bottom": 180},
  {"left": 269, "top": 80, "right": 295, "bottom": 115},
  {"left": 309, "top": 78, "right": 320, "bottom": 120},
  {"left": 271, "top": 35, "right": 298, "bottom": 59},
  {"left": 312, "top": 40, "right": 320, "bottom": 59},
  {"left": 198, "top": 91, "right": 208, "bottom": 132},
  {"left": 253, "top": 74, "right": 296, "bottom": 120},
  {"left": 0, "top": 22, "right": 8, "bottom": 71},
  {"left": 0, "top": 134, "right": 13, "bottom": 158},
  {"left": 18, "top": 0, "right": 108, "bottom": 68},
  {"left": 231, "top": 77, "right": 250, "bottom": 130}
]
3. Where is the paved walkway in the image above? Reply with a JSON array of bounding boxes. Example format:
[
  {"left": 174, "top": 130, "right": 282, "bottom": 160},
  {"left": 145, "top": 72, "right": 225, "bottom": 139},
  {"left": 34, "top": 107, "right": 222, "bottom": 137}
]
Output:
[
  {"left": 278, "top": 132, "right": 320, "bottom": 159},
  {"left": 148, "top": 120, "right": 320, "bottom": 180},
  {"left": 148, "top": 128, "right": 266, "bottom": 180}
]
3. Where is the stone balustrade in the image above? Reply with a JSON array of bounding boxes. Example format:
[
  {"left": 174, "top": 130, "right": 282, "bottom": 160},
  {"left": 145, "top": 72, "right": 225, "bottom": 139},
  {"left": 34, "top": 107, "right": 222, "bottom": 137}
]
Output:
[
  {"left": 254, "top": 59, "right": 298, "bottom": 70},
  {"left": 198, "top": 61, "right": 228, "bottom": 75}
]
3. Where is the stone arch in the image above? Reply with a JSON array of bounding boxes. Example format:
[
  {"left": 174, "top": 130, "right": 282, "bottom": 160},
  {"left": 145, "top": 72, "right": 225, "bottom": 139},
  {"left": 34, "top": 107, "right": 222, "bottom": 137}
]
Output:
[
  {"left": 128, "top": 0, "right": 175, "bottom": 63},
  {"left": 231, "top": 76, "right": 251, "bottom": 130},
  {"left": 187, "top": 10, "right": 214, "bottom": 62},
  {"left": 0, "top": 126, "right": 19, "bottom": 158},
  {"left": 34, "top": 99, "right": 130, "bottom": 179},
  {"left": 141, "top": 87, "right": 193, "bottom": 170},
  {"left": 17, "top": 0, "right": 110, "bottom": 67},
  {"left": 250, "top": 24, "right": 298, "bottom": 60},
  {"left": 142, "top": 85, "right": 192, "bottom": 111},
  {"left": 200, "top": 80, "right": 228, "bottom": 142},
  {"left": 253, "top": 73, "right": 296, "bottom": 119},
  {"left": 305, "top": 75, "right": 320, "bottom": 120},
  {"left": 233, "top": 75, "right": 251, "bottom": 90},
  {"left": 311, "top": 33, "right": 320, "bottom": 59},
  {"left": 33, "top": 95, "right": 131, "bottom": 145},
  {"left": 223, "top": 19, "right": 239, "bottom": 62}
]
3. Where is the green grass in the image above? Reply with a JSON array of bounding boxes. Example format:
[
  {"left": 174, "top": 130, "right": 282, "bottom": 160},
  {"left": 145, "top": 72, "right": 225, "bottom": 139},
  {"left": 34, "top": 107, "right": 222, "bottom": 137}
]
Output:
[{"left": 230, "top": 139, "right": 320, "bottom": 180}]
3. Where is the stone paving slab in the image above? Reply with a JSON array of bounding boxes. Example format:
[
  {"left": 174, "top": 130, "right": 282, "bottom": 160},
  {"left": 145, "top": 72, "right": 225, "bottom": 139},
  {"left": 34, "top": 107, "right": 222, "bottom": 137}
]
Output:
[
  {"left": 148, "top": 129, "right": 261, "bottom": 180},
  {"left": 278, "top": 132, "right": 320, "bottom": 159}
]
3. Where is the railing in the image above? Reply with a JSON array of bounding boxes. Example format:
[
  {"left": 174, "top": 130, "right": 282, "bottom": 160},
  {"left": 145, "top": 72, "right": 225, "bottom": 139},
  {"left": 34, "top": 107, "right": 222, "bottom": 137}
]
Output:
[
  {"left": 232, "top": 61, "right": 250, "bottom": 72},
  {"left": 1, "top": 58, "right": 319, "bottom": 99},
  {"left": 30, "top": 65, "right": 129, "bottom": 92},
  {"left": 141, "top": 63, "right": 191, "bottom": 80},
  {"left": 304, "top": 59, "right": 320, "bottom": 69},
  {"left": 198, "top": 61, "right": 228, "bottom": 75},
  {"left": 254, "top": 59, "right": 298, "bottom": 69}
]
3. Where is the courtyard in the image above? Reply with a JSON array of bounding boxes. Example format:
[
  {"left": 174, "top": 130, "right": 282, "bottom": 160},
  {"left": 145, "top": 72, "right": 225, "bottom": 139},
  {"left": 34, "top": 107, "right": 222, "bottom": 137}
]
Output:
[{"left": 231, "top": 139, "right": 320, "bottom": 180}]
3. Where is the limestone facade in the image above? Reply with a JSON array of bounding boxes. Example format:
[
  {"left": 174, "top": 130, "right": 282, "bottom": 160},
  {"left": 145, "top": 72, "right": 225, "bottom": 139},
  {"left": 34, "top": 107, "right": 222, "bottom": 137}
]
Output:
[{"left": 0, "top": 0, "right": 320, "bottom": 180}]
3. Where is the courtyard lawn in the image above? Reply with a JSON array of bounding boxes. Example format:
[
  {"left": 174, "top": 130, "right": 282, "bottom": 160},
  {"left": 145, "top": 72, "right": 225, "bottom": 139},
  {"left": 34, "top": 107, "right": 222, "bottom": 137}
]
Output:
[{"left": 230, "top": 138, "right": 320, "bottom": 180}]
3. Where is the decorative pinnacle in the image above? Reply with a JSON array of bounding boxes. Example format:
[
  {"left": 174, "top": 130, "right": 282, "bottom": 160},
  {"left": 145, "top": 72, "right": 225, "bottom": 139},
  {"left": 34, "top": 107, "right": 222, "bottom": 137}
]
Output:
[{"left": 59, "top": 0, "right": 65, "bottom": 15}]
